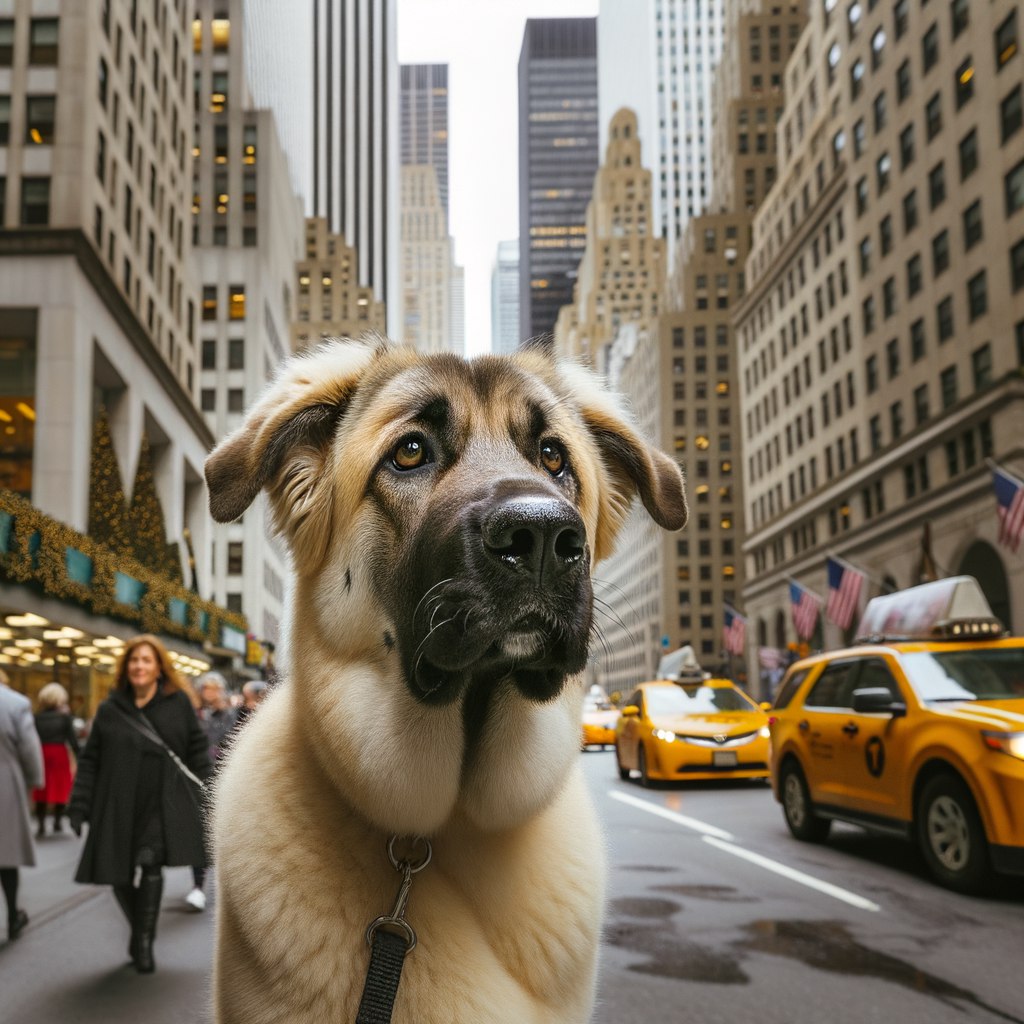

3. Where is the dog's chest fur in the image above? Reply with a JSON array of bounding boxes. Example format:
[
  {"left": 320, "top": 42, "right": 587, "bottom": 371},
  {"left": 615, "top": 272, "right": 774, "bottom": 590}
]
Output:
[{"left": 213, "top": 686, "right": 605, "bottom": 1024}]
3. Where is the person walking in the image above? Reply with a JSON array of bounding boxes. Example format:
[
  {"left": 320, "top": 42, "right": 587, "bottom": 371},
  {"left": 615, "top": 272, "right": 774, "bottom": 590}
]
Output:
[
  {"left": 68, "top": 634, "right": 211, "bottom": 973},
  {"left": 31, "top": 682, "right": 80, "bottom": 837},
  {"left": 183, "top": 671, "right": 237, "bottom": 912},
  {"left": 0, "top": 667, "right": 44, "bottom": 941}
]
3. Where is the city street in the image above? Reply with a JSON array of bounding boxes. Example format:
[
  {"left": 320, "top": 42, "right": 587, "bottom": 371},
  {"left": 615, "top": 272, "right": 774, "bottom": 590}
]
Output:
[{"left": 3, "top": 750, "right": 1024, "bottom": 1023}]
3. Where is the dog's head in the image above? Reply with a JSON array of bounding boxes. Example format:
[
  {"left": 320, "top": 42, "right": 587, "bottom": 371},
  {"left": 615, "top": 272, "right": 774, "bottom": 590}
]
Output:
[{"left": 206, "top": 337, "right": 685, "bottom": 830}]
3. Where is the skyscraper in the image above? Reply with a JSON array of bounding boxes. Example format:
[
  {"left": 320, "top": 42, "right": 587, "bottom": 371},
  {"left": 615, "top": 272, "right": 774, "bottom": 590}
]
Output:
[
  {"left": 598, "top": 0, "right": 725, "bottom": 272},
  {"left": 400, "top": 64, "right": 449, "bottom": 225},
  {"left": 491, "top": 240, "right": 521, "bottom": 356},
  {"left": 517, "top": 18, "right": 599, "bottom": 346},
  {"left": 312, "top": 0, "right": 398, "bottom": 330}
]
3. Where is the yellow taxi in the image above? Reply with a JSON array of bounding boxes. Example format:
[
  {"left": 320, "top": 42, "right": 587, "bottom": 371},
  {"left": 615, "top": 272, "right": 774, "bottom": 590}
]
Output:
[
  {"left": 614, "top": 676, "right": 771, "bottom": 785},
  {"left": 581, "top": 685, "right": 620, "bottom": 750},
  {"left": 769, "top": 576, "right": 1024, "bottom": 894}
]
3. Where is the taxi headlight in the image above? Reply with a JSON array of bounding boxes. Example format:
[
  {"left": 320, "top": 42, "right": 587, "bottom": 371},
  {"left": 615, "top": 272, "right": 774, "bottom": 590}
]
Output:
[
  {"left": 653, "top": 728, "right": 676, "bottom": 743},
  {"left": 982, "top": 730, "right": 1024, "bottom": 761},
  {"left": 759, "top": 726, "right": 771, "bottom": 739}
]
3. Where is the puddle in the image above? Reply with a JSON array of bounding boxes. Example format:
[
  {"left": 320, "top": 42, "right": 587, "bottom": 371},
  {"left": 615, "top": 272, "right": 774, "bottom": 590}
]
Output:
[
  {"left": 610, "top": 897, "right": 680, "bottom": 919},
  {"left": 603, "top": 920, "right": 748, "bottom": 983},
  {"left": 618, "top": 864, "right": 676, "bottom": 873},
  {"left": 735, "top": 920, "right": 1023, "bottom": 1023},
  {"left": 652, "top": 883, "right": 756, "bottom": 903}
]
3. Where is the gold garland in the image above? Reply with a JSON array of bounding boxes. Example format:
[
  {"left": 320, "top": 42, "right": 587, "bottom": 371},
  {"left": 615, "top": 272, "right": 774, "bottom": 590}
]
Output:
[{"left": 0, "top": 488, "right": 247, "bottom": 645}]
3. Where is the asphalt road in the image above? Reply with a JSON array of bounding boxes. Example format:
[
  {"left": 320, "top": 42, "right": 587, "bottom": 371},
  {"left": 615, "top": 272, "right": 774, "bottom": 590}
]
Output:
[{"left": 3, "top": 753, "right": 1023, "bottom": 1022}]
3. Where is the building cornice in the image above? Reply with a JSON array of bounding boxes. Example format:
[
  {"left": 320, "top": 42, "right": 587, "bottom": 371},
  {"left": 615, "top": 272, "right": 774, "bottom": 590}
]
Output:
[{"left": 0, "top": 228, "right": 214, "bottom": 448}]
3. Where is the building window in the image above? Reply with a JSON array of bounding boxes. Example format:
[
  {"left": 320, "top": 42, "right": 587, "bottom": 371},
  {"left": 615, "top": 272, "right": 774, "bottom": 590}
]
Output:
[
  {"left": 202, "top": 285, "right": 217, "bottom": 321},
  {"left": 913, "top": 384, "right": 929, "bottom": 425},
  {"left": 883, "top": 277, "right": 897, "bottom": 318},
  {"left": 880, "top": 215, "right": 893, "bottom": 255},
  {"left": 200, "top": 388, "right": 215, "bottom": 411},
  {"left": 951, "top": 0, "right": 969, "bottom": 38},
  {"left": 972, "top": 343, "right": 992, "bottom": 388},
  {"left": 227, "top": 542, "right": 243, "bottom": 574},
  {"left": 226, "top": 593, "right": 243, "bottom": 614},
  {"left": 899, "top": 124, "right": 914, "bottom": 168},
  {"left": 243, "top": 170, "right": 256, "bottom": 210},
  {"left": 876, "top": 152, "right": 891, "bottom": 194},
  {"left": 228, "top": 285, "right": 246, "bottom": 320},
  {"left": 1002, "top": 85, "right": 1023, "bottom": 142},
  {"left": 865, "top": 354, "right": 879, "bottom": 393},
  {"left": 907, "top": 253, "right": 923, "bottom": 296},
  {"left": 959, "top": 129, "right": 978, "bottom": 180},
  {"left": 869, "top": 414, "right": 882, "bottom": 452},
  {"left": 996, "top": 10, "right": 1018, "bottom": 69},
  {"left": 925, "top": 93, "right": 942, "bottom": 140},
  {"left": 1012, "top": 239, "right": 1024, "bottom": 293},
  {"left": 886, "top": 338, "right": 900, "bottom": 379},
  {"left": 243, "top": 226, "right": 257, "bottom": 247},
  {"left": 210, "top": 71, "right": 228, "bottom": 112},
  {"left": 955, "top": 59, "right": 974, "bottom": 109},
  {"left": 967, "top": 271, "right": 988, "bottom": 320},
  {"left": 227, "top": 388, "right": 244, "bottom": 413},
  {"left": 25, "top": 95, "right": 56, "bottom": 145},
  {"left": 20, "top": 177, "right": 50, "bottom": 225},
  {"left": 0, "top": 96, "right": 9, "bottom": 145},
  {"left": 29, "top": 19, "right": 58, "bottom": 65},
  {"left": 862, "top": 295, "right": 876, "bottom": 334},
  {"left": 228, "top": 338, "right": 244, "bottom": 370},
  {"left": 940, "top": 366, "right": 958, "bottom": 409},
  {"left": 212, "top": 16, "right": 230, "bottom": 52},
  {"left": 903, "top": 189, "right": 918, "bottom": 233},
  {"left": 937, "top": 296, "right": 954, "bottom": 342},
  {"left": 201, "top": 340, "right": 216, "bottom": 370},
  {"left": 871, "top": 27, "right": 886, "bottom": 69},
  {"left": 922, "top": 23, "right": 939, "bottom": 72},
  {"left": 932, "top": 230, "right": 950, "bottom": 274},
  {"left": 98, "top": 57, "right": 108, "bottom": 108},
  {"left": 1007, "top": 160, "right": 1024, "bottom": 216},
  {"left": 910, "top": 318, "right": 926, "bottom": 362},
  {"left": 928, "top": 163, "right": 946, "bottom": 209},
  {"left": 856, "top": 176, "right": 869, "bottom": 215},
  {"left": 963, "top": 201, "right": 983, "bottom": 251},
  {"left": 890, "top": 401, "right": 903, "bottom": 440},
  {"left": 0, "top": 19, "right": 13, "bottom": 65},
  {"left": 242, "top": 124, "right": 257, "bottom": 164},
  {"left": 896, "top": 59, "right": 911, "bottom": 103},
  {"left": 214, "top": 123, "right": 228, "bottom": 163}
]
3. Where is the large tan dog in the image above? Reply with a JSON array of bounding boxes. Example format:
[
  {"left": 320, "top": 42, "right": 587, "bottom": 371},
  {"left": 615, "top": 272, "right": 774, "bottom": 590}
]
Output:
[{"left": 205, "top": 337, "right": 686, "bottom": 1023}]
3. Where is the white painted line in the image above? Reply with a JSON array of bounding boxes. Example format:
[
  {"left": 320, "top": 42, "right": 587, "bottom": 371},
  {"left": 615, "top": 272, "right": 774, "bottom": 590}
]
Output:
[
  {"left": 702, "top": 835, "right": 881, "bottom": 912},
  {"left": 608, "top": 789, "right": 735, "bottom": 841}
]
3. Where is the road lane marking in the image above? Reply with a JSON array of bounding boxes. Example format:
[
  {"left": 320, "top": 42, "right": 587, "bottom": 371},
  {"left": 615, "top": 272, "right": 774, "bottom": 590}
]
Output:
[
  {"left": 608, "top": 788, "right": 881, "bottom": 913},
  {"left": 702, "top": 835, "right": 881, "bottom": 912},
  {"left": 609, "top": 790, "right": 735, "bottom": 840}
]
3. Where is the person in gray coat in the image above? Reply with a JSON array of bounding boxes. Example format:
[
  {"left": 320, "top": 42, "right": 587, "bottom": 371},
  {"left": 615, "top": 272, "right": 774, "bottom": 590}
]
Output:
[{"left": 0, "top": 666, "right": 44, "bottom": 941}]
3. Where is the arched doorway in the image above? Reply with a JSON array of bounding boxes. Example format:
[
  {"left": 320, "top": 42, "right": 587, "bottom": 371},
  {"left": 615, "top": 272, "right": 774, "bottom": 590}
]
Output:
[{"left": 958, "top": 541, "right": 1012, "bottom": 631}]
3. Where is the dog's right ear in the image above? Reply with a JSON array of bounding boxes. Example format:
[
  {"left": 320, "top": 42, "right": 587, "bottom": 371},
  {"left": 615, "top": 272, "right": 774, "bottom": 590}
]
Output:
[{"left": 205, "top": 338, "right": 381, "bottom": 559}]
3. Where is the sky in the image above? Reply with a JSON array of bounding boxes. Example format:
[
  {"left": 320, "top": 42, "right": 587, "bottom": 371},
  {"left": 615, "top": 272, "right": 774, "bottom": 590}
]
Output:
[{"left": 397, "top": 0, "right": 599, "bottom": 356}]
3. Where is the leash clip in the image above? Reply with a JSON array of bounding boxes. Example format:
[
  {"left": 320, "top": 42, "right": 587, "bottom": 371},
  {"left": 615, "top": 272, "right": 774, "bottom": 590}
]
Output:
[{"left": 365, "top": 835, "right": 432, "bottom": 952}]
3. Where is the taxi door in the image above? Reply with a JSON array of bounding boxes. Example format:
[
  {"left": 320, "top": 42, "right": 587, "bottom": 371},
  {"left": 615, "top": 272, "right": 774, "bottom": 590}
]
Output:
[
  {"left": 796, "top": 659, "right": 861, "bottom": 806},
  {"left": 828, "top": 656, "right": 910, "bottom": 818}
]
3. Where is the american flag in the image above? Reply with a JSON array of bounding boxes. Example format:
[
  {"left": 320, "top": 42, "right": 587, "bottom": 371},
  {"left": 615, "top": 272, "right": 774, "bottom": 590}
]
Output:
[
  {"left": 993, "top": 466, "right": 1024, "bottom": 553},
  {"left": 722, "top": 608, "right": 746, "bottom": 655},
  {"left": 825, "top": 556, "right": 865, "bottom": 630},
  {"left": 758, "top": 646, "right": 786, "bottom": 670},
  {"left": 789, "top": 581, "right": 821, "bottom": 640}
]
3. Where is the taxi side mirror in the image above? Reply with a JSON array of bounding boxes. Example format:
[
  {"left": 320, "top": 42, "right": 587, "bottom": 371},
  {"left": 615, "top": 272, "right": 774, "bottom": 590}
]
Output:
[
  {"left": 852, "top": 687, "right": 907, "bottom": 717},
  {"left": 621, "top": 705, "right": 640, "bottom": 718},
  {"left": 760, "top": 702, "right": 772, "bottom": 711}
]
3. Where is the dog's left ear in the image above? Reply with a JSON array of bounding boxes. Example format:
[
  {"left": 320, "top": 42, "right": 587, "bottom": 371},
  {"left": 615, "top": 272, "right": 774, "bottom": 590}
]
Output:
[
  {"left": 205, "top": 338, "right": 382, "bottom": 565},
  {"left": 558, "top": 362, "right": 687, "bottom": 564}
]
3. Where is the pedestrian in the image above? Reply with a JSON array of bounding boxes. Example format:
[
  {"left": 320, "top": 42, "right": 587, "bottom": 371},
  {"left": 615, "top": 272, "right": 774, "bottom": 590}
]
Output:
[
  {"left": 31, "top": 682, "right": 80, "bottom": 838},
  {"left": 67, "top": 634, "right": 211, "bottom": 973},
  {"left": 183, "top": 671, "right": 237, "bottom": 912},
  {"left": 234, "top": 679, "right": 268, "bottom": 729},
  {"left": 0, "top": 666, "right": 44, "bottom": 941}
]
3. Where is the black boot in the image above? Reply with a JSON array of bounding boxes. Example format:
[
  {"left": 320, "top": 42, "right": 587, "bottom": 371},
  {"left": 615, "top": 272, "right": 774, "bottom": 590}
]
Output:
[
  {"left": 53, "top": 804, "right": 65, "bottom": 833},
  {"left": 113, "top": 885, "right": 137, "bottom": 960},
  {"left": 35, "top": 804, "right": 46, "bottom": 839},
  {"left": 132, "top": 871, "right": 163, "bottom": 974}
]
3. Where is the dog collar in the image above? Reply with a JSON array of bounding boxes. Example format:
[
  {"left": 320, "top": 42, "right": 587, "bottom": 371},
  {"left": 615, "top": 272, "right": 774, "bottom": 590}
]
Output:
[{"left": 356, "top": 835, "right": 432, "bottom": 1023}]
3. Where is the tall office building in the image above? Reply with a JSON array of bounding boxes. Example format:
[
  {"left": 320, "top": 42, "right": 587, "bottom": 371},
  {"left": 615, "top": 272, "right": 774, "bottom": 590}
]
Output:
[
  {"left": 586, "top": 0, "right": 805, "bottom": 695},
  {"left": 312, "top": 0, "right": 398, "bottom": 331},
  {"left": 491, "top": 240, "right": 520, "bottom": 356},
  {"left": 0, "top": 2, "right": 244, "bottom": 708},
  {"left": 193, "top": 0, "right": 306, "bottom": 650},
  {"left": 598, "top": 0, "right": 724, "bottom": 273},
  {"left": 736, "top": 0, "right": 1024, "bottom": 669},
  {"left": 518, "top": 17, "right": 599, "bottom": 345},
  {"left": 400, "top": 63, "right": 449, "bottom": 225}
]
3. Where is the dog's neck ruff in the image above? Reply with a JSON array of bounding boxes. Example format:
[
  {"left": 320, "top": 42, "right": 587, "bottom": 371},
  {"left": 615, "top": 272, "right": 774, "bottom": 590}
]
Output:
[{"left": 356, "top": 835, "right": 433, "bottom": 1023}]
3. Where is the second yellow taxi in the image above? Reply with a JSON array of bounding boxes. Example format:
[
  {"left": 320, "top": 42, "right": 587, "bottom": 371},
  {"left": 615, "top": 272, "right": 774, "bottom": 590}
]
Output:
[{"left": 614, "top": 677, "right": 771, "bottom": 785}]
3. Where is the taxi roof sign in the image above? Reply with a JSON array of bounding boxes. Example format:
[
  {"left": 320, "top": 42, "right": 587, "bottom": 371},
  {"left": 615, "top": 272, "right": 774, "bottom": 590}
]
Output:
[{"left": 855, "top": 576, "right": 1006, "bottom": 643}]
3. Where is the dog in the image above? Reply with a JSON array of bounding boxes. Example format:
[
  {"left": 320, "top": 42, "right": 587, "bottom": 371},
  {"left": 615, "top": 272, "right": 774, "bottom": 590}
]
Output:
[{"left": 204, "top": 336, "right": 686, "bottom": 1023}]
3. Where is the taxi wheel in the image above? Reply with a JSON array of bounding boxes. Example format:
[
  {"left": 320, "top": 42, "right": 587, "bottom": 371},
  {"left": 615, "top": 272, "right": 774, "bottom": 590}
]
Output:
[
  {"left": 916, "top": 774, "right": 991, "bottom": 895},
  {"left": 638, "top": 745, "right": 653, "bottom": 788},
  {"left": 780, "top": 761, "right": 831, "bottom": 843},
  {"left": 614, "top": 742, "right": 630, "bottom": 781}
]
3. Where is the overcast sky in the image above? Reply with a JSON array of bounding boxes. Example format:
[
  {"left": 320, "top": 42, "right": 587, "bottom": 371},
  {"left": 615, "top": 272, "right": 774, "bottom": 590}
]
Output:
[{"left": 397, "top": 0, "right": 599, "bottom": 355}]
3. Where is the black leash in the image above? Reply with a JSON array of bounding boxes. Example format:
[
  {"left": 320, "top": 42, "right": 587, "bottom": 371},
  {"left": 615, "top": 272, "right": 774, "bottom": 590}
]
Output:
[{"left": 355, "top": 836, "right": 432, "bottom": 1024}]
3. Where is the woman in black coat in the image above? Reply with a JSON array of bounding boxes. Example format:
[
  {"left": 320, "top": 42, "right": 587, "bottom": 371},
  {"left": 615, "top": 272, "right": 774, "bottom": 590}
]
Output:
[{"left": 68, "top": 634, "right": 211, "bottom": 973}]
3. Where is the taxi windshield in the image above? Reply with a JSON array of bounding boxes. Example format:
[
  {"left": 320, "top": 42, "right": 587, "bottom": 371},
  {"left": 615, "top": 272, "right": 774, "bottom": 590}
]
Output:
[
  {"left": 645, "top": 685, "right": 755, "bottom": 716},
  {"left": 902, "top": 648, "right": 1024, "bottom": 702}
]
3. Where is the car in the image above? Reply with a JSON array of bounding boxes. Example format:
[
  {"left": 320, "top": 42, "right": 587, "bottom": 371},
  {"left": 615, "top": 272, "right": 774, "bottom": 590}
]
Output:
[
  {"left": 769, "top": 575, "right": 1024, "bottom": 894},
  {"left": 614, "top": 676, "right": 771, "bottom": 785},
  {"left": 581, "top": 685, "right": 619, "bottom": 750}
]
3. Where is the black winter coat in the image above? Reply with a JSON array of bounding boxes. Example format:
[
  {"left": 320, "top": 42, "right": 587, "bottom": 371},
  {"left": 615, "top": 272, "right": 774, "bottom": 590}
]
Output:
[
  {"left": 69, "top": 687, "right": 211, "bottom": 885},
  {"left": 34, "top": 708, "right": 80, "bottom": 755}
]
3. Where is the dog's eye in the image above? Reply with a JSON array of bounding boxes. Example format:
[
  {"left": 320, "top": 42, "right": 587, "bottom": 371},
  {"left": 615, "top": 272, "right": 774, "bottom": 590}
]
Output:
[
  {"left": 540, "top": 441, "right": 566, "bottom": 476},
  {"left": 392, "top": 435, "right": 431, "bottom": 471}
]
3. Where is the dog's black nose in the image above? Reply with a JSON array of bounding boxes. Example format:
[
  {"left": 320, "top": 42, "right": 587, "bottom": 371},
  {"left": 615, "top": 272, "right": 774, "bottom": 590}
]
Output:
[{"left": 481, "top": 495, "right": 585, "bottom": 582}]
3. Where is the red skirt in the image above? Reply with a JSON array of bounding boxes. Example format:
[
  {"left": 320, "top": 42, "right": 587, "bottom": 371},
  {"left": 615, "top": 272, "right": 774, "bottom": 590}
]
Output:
[{"left": 32, "top": 743, "right": 74, "bottom": 805}]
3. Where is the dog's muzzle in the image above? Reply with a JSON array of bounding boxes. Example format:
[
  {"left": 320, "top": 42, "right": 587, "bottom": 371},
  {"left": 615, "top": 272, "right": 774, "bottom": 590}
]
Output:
[{"left": 397, "top": 484, "right": 592, "bottom": 706}]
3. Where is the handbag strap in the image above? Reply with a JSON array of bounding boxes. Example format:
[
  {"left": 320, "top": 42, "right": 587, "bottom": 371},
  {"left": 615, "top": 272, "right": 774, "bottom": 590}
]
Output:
[{"left": 110, "top": 699, "right": 207, "bottom": 791}]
